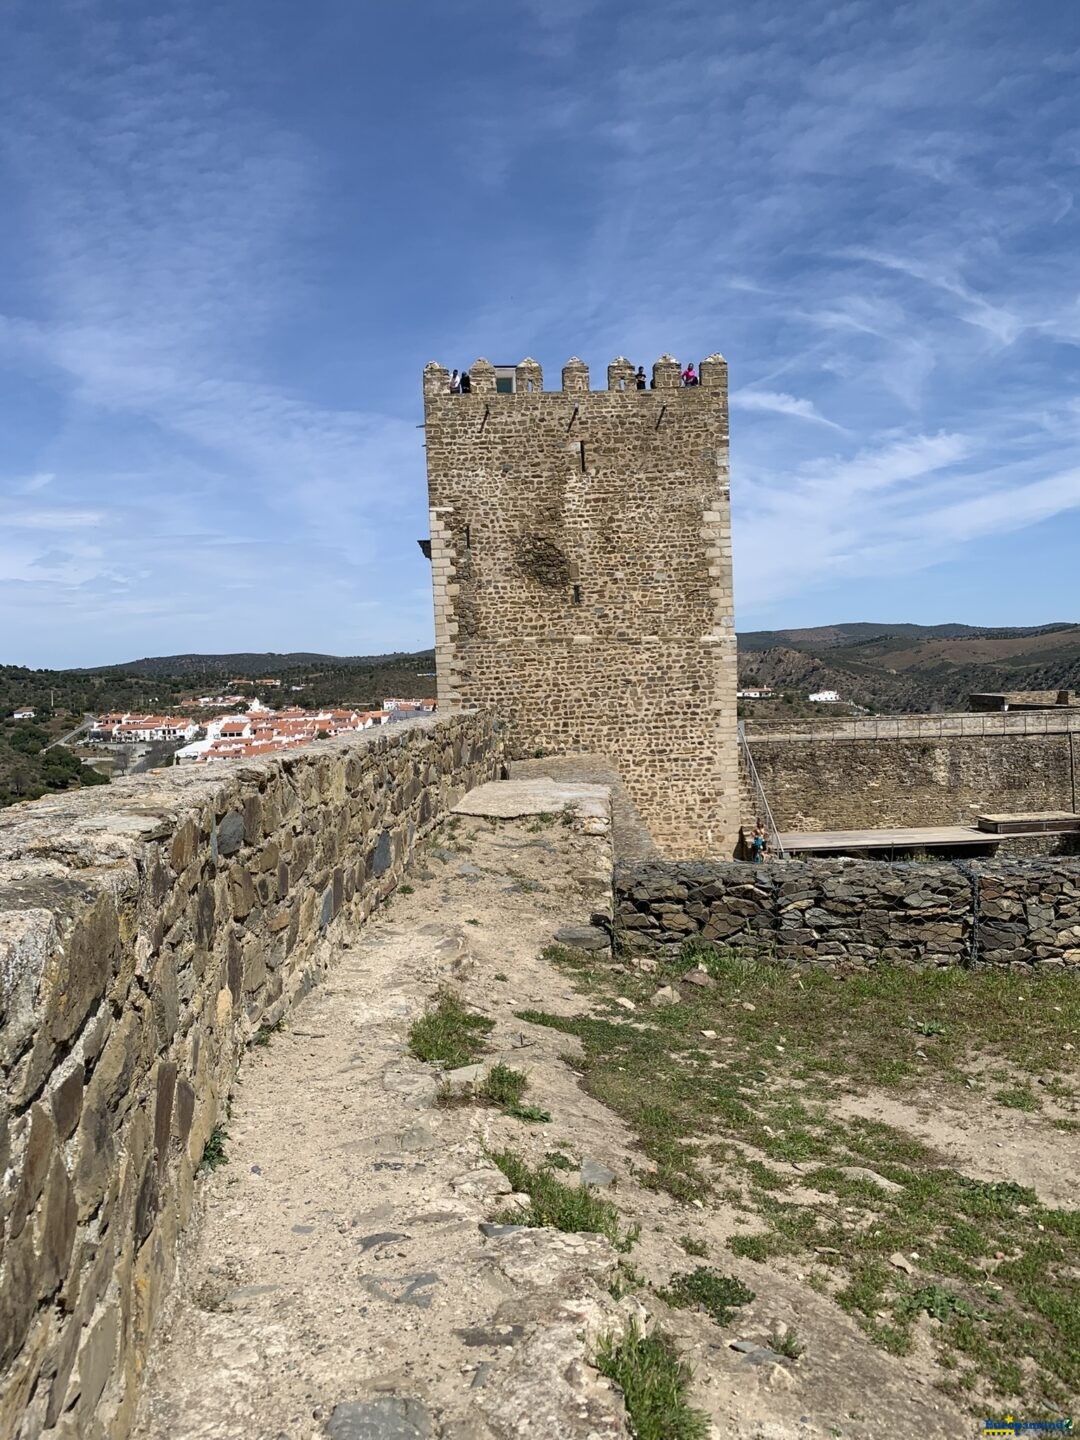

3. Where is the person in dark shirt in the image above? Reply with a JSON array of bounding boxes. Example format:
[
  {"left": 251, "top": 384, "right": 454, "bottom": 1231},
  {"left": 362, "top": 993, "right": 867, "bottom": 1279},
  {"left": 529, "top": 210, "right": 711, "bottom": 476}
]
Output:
[
  {"left": 460, "top": 370, "right": 471, "bottom": 393},
  {"left": 635, "top": 366, "right": 647, "bottom": 390}
]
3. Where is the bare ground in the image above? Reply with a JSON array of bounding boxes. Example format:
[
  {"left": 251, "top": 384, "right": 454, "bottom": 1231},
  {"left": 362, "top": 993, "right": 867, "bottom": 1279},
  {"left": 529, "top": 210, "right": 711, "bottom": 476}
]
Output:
[{"left": 136, "top": 794, "right": 1002, "bottom": 1440}]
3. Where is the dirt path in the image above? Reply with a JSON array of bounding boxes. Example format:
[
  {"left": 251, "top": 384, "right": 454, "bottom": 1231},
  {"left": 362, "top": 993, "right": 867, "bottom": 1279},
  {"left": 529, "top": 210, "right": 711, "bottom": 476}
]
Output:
[{"left": 136, "top": 786, "right": 973, "bottom": 1440}]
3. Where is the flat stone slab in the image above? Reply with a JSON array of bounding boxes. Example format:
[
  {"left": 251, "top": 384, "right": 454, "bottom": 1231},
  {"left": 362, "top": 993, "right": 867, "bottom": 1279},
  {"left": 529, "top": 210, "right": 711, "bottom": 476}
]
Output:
[
  {"left": 453, "top": 780, "right": 610, "bottom": 825},
  {"left": 325, "top": 1397, "right": 433, "bottom": 1439},
  {"left": 553, "top": 925, "right": 609, "bottom": 951}
]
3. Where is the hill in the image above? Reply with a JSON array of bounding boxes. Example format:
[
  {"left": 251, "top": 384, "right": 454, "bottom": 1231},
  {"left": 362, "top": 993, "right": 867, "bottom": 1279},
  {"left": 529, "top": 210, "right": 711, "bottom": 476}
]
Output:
[
  {"left": 5, "top": 623, "right": 1080, "bottom": 807},
  {"left": 0, "top": 650, "right": 437, "bottom": 810},
  {"left": 736, "top": 622, "right": 1080, "bottom": 713},
  {"left": 80, "top": 650, "right": 427, "bottom": 677}
]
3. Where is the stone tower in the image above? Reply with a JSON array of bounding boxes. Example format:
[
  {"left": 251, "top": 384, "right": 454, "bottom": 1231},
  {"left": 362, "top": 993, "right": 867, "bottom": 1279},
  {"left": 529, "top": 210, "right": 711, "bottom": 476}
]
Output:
[{"left": 422, "top": 353, "right": 740, "bottom": 856}]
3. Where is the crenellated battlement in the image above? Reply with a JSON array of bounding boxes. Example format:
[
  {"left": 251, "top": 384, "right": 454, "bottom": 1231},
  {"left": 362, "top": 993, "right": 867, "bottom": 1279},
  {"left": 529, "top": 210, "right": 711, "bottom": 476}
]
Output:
[{"left": 423, "top": 352, "right": 728, "bottom": 396}]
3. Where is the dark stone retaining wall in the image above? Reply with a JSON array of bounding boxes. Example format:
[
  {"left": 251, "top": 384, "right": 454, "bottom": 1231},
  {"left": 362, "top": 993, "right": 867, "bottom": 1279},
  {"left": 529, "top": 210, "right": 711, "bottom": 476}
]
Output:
[
  {"left": 615, "top": 857, "right": 1080, "bottom": 969},
  {"left": 0, "top": 715, "right": 502, "bottom": 1437}
]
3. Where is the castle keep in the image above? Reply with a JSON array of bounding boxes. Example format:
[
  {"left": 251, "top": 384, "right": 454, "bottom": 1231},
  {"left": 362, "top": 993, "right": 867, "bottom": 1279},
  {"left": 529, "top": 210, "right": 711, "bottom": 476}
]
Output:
[{"left": 422, "top": 354, "right": 740, "bottom": 856}]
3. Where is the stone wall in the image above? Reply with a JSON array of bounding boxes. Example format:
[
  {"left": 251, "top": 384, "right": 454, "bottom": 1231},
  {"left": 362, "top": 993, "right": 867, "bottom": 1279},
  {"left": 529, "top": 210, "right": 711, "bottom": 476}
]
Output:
[
  {"left": 422, "top": 353, "right": 740, "bottom": 858},
  {"left": 0, "top": 715, "right": 502, "bottom": 1437},
  {"left": 747, "top": 722, "right": 1080, "bottom": 831},
  {"left": 615, "top": 857, "right": 1080, "bottom": 969}
]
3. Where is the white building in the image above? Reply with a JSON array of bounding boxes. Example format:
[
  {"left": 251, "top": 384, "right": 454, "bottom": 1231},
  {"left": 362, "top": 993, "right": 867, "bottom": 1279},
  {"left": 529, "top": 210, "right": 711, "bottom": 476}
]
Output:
[
  {"left": 12, "top": 708, "right": 36, "bottom": 720},
  {"left": 174, "top": 739, "right": 215, "bottom": 764},
  {"left": 113, "top": 716, "right": 199, "bottom": 742},
  {"left": 808, "top": 689, "right": 841, "bottom": 704}
]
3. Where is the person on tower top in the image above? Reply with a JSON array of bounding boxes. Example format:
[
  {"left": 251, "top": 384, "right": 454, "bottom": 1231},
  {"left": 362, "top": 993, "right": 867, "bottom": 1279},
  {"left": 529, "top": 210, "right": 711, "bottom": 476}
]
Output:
[
  {"left": 682, "top": 362, "right": 699, "bottom": 387},
  {"left": 635, "top": 366, "right": 647, "bottom": 390},
  {"left": 449, "top": 369, "right": 461, "bottom": 394}
]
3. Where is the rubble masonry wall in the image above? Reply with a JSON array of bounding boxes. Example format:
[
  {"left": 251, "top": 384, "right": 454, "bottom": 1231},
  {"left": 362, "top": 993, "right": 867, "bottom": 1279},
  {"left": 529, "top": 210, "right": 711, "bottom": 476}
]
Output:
[
  {"left": 616, "top": 857, "right": 1080, "bottom": 968},
  {"left": 0, "top": 715, "right": 502, "bottom": 1437}
]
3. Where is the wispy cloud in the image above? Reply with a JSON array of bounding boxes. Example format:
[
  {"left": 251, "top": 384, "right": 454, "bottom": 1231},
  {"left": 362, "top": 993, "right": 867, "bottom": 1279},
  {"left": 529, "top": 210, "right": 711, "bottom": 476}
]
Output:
[
  {"left": 731, "top": 389, "right": 844, "bottom": 429},
  {"left": 2, "top": 0, "right": 1080, "bottom": 661}
]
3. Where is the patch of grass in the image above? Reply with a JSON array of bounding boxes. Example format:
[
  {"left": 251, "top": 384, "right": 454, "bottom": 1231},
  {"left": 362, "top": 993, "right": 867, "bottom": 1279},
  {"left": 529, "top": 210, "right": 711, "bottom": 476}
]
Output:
[
  {"left": 727, "top": 1234, "right": 775, "bottom": 1263},
  {"left": 994, "top": 1084, "right": 1040, "bottom": 1112},
  {"left": 514, "top": 950, "right": 1080, "bottom": 1413},
  {"left": 493, "top": 971, "right": 509, "bottom": 981},
  {"left": 767, "top": 1325, "right": 805, "bottom": 1360},
  {"left": 525, "top": 811, "right": 557, "bottom": 832},
  {"left": 659, "top": 1267, "right": 755, "bottom": 1325},
  {"left": 398, "top": 883, "right": 414, "bottom": 896},
  {"left": 594, "top": 1321, "right": 709, "bottom": 1440},
  {"left": 678, "top": 1234, "right": 708, "bottom": 1258},
  {"left": 199, "top": 1124, "right": 229, "bottom": 1173},
  {"left": 545, "top": 1149, "right": 575, "bottom": 1170},
  {"left": 466, "top": 918, "right": 481, "bottom": 926},
  {"left": 408, "top": 988, "right": 493, "bottom": 1068},
  {"left": 955, "top": 1176, "right": 1037, "bottom": 1212},
  {"left": 895, "top": 1283, "right": 983, "bottom": 1323},
  {"left": 489, "top": 1148, "right": 635, "bottom": 1251},
  {"left": 481, "top": 1063, "right": 528, "bottom": 1107},
  {"left": 251, "top": 1016, "right": 284, "bottom": 1047},
  {"left": 504, "top": 1102, "right": 552, "bottom": 1123},
  {"left": 609, "top": 1260, "right": 646, "bottom": 1300}
]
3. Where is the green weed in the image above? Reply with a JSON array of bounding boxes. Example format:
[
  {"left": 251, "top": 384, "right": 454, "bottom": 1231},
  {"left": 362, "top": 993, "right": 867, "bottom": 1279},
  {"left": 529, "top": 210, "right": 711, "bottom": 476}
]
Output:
[
  {"left": 199, "top": 1124, "right": 229, "bottom": 1173},
  {"left": 504, "top": 1103, "right": 552, "bottom": 1123},
  {"left": 594, "top": 1321, "right": 709, "bottom": 1440},
  {"left": 408, "top": 988, "right": 493, "bottom": 1068},
  {"left": 995, "top": 1085, "right": 1040, "bottom": 1112},
  {"left": 489, "top": 1149, "right": 635, "bottom": 1251},
  {"left": 659, "top": 1267, "right": 755, "bottom": 1325},
  {"left": 767, "top": 1325, "right": 805, "bottom": 1359},
  {"left": 251, "top": 1017, "right": 284, "bottom": 1047},
  {"left": 678, "top": 1234, "right": 709, "bottom": 1258},
  {"left": 481, "top": 1063, "right": 528, "bottom": 1107}
]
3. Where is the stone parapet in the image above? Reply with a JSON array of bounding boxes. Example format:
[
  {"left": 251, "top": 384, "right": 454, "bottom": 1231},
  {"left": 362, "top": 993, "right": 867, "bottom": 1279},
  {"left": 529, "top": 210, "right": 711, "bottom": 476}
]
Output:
[
  {"left": 614, "top": 856, "right": 1080, "bottom": 969},
  {"left": 749, "top": 730, "right": 1080, "bottom": 832},
  {"left": 0, "top": 715, "right": 502, "bottom": 1437}
]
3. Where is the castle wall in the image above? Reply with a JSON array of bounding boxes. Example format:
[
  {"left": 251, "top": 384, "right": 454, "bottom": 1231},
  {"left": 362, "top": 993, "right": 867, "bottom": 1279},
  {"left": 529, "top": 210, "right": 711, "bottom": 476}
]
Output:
[
  {"left": 423, "top": 355, "right": 740, "bottom": 857},
  {"left": 747, "top": 721, "right": 1080, "bottom": 830},
  {"left": 0, "top": 716, "right": 501, "bottom": 1437},
  {"left": 615, "top": 856, "right": 1080, "bottom": 969}
]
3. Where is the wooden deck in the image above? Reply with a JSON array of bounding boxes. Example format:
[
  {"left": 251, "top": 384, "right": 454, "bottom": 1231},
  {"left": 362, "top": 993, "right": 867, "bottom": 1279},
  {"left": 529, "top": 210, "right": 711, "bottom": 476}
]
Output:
[{"left": 778, "top": 811, "right": 1080, "bottom": 855}]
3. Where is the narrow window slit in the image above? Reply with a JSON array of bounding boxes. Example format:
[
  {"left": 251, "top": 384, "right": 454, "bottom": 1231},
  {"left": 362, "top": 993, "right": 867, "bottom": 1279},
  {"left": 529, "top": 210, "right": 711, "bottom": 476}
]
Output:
[
  {"left": 572, "top": 584, "right": 582, "bottom": 605},
  {"left": 579, "top": 441, "right": 586, "bottom": 472}
]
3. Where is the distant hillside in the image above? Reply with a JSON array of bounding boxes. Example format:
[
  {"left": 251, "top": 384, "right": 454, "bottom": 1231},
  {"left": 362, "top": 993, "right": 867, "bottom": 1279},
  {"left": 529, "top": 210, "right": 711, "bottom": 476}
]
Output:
[
  {"left": 7, "top": 621, "right": 1080, "bottom": 743},
  {"left": 736, "top": 622, "right": 1080, "bottom": 713},
  {"left": 0, "top": 650, "right": 439, "bottom": 809},
  {"left": 738, "top": 622, "right": 1076, "bottom": 653},
  {"left": 81, "top": 650, "right": 433, "bottom": 677}
]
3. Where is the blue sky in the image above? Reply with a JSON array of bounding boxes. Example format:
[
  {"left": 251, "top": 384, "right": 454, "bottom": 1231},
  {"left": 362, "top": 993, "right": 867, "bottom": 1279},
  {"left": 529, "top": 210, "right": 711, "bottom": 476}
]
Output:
[{"left": 2, "top": 0, "right": 1079, "bottom": 667}]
